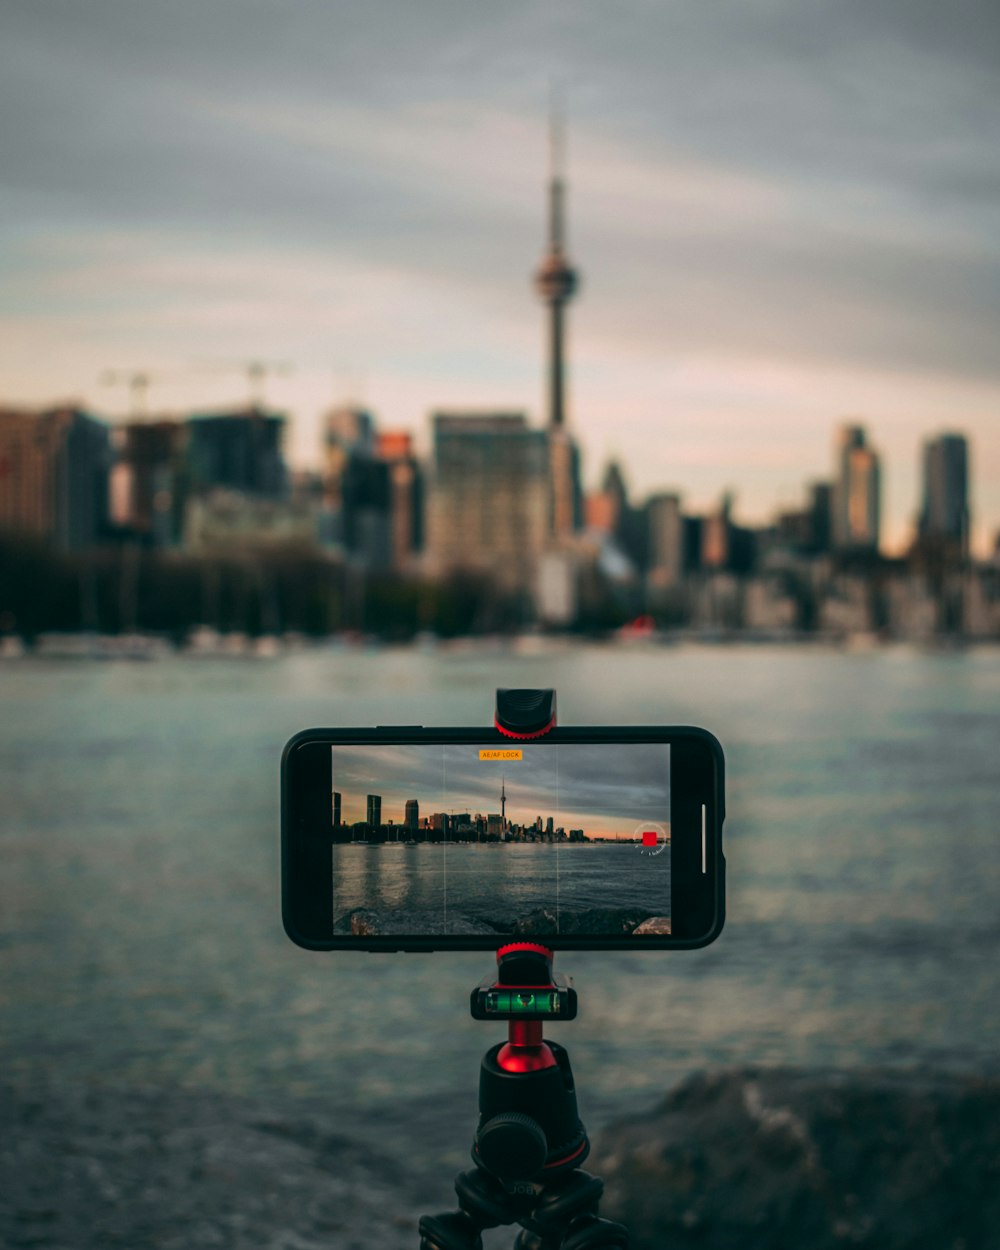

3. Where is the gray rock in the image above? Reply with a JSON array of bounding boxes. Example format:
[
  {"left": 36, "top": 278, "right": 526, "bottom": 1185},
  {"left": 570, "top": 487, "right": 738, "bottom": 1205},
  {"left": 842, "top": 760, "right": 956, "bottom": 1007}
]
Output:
[
  {"left": 631, "top": 916, "right": 672, "bottom": 935},
  {"left": 334, "top": 908, "right": 499, "bottom": 936},
  {"left": 512, "top": 907, "right": 653, "bottom": 936},
  {"left": 0, "top": 1080, "right": 445, "bottom": 1250},
  {"left": 591, "top": 1067, "right": 1000, "bottom": 1250}
]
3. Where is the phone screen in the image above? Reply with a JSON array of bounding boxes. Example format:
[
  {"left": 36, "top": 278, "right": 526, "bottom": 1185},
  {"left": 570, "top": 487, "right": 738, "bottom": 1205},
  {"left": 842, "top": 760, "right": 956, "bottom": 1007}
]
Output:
[{"left": 328, "top": 741, "right": 671, "bottom": 938}]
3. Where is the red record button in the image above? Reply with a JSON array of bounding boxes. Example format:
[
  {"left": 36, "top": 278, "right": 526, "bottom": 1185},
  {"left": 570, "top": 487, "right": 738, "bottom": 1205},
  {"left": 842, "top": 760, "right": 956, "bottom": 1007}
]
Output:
[{"left": 635, "top": 822, "right": 668, "bottom": 856}]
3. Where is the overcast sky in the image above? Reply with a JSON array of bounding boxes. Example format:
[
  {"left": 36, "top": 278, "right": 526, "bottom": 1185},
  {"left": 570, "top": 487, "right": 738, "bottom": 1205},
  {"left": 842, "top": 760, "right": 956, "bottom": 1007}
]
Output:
[
  {"left": 2, "top": 0, "right": 998, "bottom": 552},
  {"left": 332, "top": 742, "right": 670, "bottom": 838}
]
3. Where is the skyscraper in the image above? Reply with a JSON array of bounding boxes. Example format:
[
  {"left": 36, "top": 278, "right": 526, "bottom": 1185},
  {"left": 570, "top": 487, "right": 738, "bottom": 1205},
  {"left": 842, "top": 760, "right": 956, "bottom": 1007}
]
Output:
[
  {"left": 366, "top": 794, "right": 381, "bottom": 834},
  {"left": 534, "top": 112, "right": 582, "bottom": 539},
  {"left": 832, "top": 424, "right": 881, "bottom": 553},
  {"left": 109, "top": 419, "right": 185, "bottom": 545},
  {"left": 321, "top": 406, "right": 374, "bottom": 553},
  {"left": 646, "top": 493, "right": 684, "bottom": 588},
  {"left": 426, "top": 412, "right": 549, "bottom": 592},
  {"left": 919, "top": 433, "right": 969, "bottom": 554},
  {"left": 376, "top": 430, "right": 423, "bottom": 570},
  {"left": 186, "top": 409, "right": 286, "bottom": 499},
  {"left": 0, "top": 406, "right": 110, "bottom": 550}
]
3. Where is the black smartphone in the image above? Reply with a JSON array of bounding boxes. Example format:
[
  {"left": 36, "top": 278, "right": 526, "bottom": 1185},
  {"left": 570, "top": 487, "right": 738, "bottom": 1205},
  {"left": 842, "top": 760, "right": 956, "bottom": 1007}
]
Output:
[{"left": 281, "top": 726, "right": 725, "bottom": 952}]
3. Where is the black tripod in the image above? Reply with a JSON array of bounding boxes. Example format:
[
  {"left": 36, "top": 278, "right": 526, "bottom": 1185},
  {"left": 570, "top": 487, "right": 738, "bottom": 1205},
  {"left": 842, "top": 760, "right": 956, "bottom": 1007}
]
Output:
[{"left": 418, "top": 943, "right": 629, "bottom": 1250}]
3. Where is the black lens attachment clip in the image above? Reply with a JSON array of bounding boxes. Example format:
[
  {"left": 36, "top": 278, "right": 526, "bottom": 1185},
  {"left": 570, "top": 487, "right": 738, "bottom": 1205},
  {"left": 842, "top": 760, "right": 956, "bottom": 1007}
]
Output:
[{"left": 494, "top": 688, "right": 557, "bottom": 739}]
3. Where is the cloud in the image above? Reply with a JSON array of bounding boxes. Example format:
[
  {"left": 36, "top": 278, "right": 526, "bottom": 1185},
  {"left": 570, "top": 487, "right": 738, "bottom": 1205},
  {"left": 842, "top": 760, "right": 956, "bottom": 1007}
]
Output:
[{"left": 1, "top": 0, "right": 998, "bottom": 549}]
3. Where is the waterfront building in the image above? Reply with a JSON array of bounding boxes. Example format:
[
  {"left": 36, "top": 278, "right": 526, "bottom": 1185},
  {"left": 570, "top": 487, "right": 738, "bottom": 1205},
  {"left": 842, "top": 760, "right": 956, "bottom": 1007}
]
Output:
[
  {"left": 332, "top": 791, "right": 342, "bottom": 831},
  {"left": 819, "top": 574, "right": 874, "bottom": 636},
  {"left": 832, "top": 424, "right": 881, "bottom": 553},
  {"left": 321, "top": 411, "right": 421, "bottom": 570},
  {"left": 342, "top": 454, "right": 392, "bottom": 569},
  {"left": 366, "top": 794, "right": 381, "bottom": 835},
  {"left": 700, "top": 493, "right": 755, "bottom": 575},
  {"left": 376, "top": 430, "right": 423, "bottom": 570},
  {"left": 743, "top": 577, "right": 798, "bottom": 635},
  {"left": 109, "top": 419, "right": 186, "bottom": 545},
  {"left": 186, "top": 408, "right": 286, "bottom": 499},
  {"left": 404, "top": 799, "right": 419, "bottom": 837},
  {"left": 182, "top": 488, "right": 316, "bottom": 552},
  {"left": 646, "top": 493, "right": 684, "bottom": 589},
  {"left": 325, "top": 409, "right": 389, "bottom": 565},
  {"left": 588, "top": 460, "right": 645, "bottom": 572},
  {"left": 321, "top": 406, "right": 372, "bottom": 549},
  {"left": 692, "top": 572, "right": 742, "bottom": 632},
  {"left": 426, "top": 412, "right": 549, "bottom": 593},
  {"left": 963, "top": 571, "right": 998, "bottom": 639},
  {"left": 770, "top": 482, "right": 833, "bottom": 559},
  {"left": 702, "top": 493, "right": 732, "bottom": 570},
  {"left": 808, "top": 482, "right": 833, "bottom": 554},
  {"left": 0, "top": 406, "right": 110, "bottom": 550},
  {"left": 884, "top": 575, "right": 938, "bottom": 643},
  {"left": 326, "top": 407, "right": 374, "bottom": 465},
  {"left": 919, "top": 433, "right": 969, "bottom": 555}
]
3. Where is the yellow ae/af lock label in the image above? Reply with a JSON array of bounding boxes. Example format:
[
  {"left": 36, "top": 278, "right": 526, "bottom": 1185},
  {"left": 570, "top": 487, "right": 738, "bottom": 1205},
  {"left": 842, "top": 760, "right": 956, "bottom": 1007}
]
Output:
[{"left": 478, "top": 749, "right": 523, "bottom": 761}]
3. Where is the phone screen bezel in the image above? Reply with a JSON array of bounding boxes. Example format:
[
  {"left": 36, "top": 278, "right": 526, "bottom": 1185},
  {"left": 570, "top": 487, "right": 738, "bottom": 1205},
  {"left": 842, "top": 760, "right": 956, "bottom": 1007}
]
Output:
[{"left": 281, "top": 725, "right": 725, "bottom": 952}]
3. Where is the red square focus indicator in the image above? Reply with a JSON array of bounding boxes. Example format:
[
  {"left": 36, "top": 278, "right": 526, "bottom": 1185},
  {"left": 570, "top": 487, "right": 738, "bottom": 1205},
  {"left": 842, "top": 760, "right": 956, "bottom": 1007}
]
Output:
[{"left": 642, "top": 830, "right": 658, "bottom": 848}]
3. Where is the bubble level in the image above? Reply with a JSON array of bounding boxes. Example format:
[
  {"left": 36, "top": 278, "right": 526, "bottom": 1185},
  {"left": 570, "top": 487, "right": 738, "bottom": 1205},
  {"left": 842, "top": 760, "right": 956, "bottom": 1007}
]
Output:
[{"left": 484, "top": 989, "right": 564, "bottom": 1015}]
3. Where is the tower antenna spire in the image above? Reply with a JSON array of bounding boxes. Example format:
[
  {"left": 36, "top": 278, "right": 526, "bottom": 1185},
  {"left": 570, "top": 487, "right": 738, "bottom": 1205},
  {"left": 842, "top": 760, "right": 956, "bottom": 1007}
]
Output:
[
  {"left": 549, "top": 87, "right": 566, "bottom": 251},
  {"left": 534, "top": 90, "right": 579, "bottom": 435}
]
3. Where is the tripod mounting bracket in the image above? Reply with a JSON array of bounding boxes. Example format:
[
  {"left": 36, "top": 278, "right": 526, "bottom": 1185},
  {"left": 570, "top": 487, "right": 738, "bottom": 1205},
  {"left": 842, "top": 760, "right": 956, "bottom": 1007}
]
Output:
[{"left": 470, "top": 943, "right": 578, "bottom": 1022}]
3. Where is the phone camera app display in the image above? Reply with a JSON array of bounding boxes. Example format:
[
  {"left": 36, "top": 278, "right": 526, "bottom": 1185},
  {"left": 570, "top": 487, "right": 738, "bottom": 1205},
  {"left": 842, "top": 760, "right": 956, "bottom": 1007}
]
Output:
[{"left": 326, "top": 742, "right": 671, "bottom": 939}]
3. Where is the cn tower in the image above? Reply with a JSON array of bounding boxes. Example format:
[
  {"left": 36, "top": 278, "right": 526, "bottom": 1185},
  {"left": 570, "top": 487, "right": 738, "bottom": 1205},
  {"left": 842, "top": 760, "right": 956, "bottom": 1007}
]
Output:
[
  {"left": 534, "top": 109, "right": 581, "bottom": 539},
  {"left": 534, "top": 111, "right": 579, "bottom": 432}
]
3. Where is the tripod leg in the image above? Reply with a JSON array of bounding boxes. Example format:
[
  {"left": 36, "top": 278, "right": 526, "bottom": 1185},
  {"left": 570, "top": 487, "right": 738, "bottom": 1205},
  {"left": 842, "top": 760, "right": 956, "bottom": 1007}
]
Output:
[
  {"left": 418, "top": 1210, "right": 482, "bottom": 1250},
  {"left": 513, "top": 1215, "right": 629, "bottom": 1250},
  {"left": 512, "top": 1171, "right": 630, "bottom": 1250},
  {"left": 419, "top": 1168, "right": 519, "bottom": 1250}
]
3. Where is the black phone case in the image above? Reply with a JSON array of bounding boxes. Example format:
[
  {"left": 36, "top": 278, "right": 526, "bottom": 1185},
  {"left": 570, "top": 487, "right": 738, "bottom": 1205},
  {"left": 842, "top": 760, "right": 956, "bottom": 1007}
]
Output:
[{"left": 281, "top": 724, "right": 725, "bottom": 953}]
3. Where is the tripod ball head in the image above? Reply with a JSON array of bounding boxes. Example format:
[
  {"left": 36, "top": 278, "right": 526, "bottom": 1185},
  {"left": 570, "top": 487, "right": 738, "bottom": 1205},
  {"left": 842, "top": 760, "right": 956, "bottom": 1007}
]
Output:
[{"left": 475, "top": 1039, "right": 588, "bottom": 1182}]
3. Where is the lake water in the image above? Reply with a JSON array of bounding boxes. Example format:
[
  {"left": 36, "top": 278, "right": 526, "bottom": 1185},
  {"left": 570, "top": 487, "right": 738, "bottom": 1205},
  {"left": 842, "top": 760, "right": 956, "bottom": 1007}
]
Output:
[
  {"left": 2, "top": 641, "right": 999, "bottom": 1139},
  {"left": 331, "top": 842, "right": 672, "bottom": 936}
]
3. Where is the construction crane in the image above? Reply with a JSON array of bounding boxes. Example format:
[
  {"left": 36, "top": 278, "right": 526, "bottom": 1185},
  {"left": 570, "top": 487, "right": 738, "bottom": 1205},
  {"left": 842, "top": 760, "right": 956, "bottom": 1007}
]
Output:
[
  {"left": 194, "top": 359, "right": 294, "bottom": 409},
  {"left": 100, "top": 369, "right": 165, "bottom": 420},
  {"left": 244, "top": 359, "right": 293, "bottom": 409}
]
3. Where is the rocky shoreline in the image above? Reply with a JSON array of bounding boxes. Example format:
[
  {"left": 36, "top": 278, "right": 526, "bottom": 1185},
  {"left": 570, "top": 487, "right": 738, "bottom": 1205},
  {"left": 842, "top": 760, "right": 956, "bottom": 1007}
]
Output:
[
  {"left": 594, "top": 1067, "right": 1000, "bottom": 1250},
  {"left": 334, "top": 905, "right": 666, "bottom": 937},
  {"left": 3, "top": 1068, "right": 998, "bottom": 1249}
]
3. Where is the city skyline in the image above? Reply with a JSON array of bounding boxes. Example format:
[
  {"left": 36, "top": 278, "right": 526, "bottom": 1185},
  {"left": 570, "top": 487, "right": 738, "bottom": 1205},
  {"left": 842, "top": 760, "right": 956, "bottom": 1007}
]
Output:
[
  {"left": 1, "top": 3, "right": 998, "bottom": 556},
  {"left": 330, "top": 742, "right": 671, "bottom": 842},
  {"left": 0, "top": 395, "right": 981, "bottom": 569}
]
